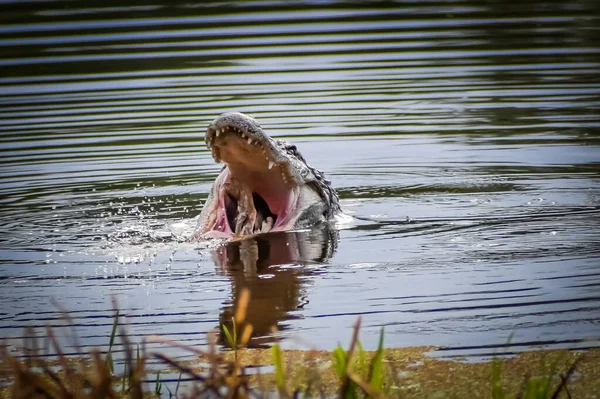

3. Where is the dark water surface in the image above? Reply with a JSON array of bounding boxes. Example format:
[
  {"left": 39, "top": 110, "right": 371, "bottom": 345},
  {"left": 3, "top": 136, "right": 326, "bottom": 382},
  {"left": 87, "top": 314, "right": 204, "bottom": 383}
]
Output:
[{"left": 1, "top": 1, "right": 600, "bottom": 361}]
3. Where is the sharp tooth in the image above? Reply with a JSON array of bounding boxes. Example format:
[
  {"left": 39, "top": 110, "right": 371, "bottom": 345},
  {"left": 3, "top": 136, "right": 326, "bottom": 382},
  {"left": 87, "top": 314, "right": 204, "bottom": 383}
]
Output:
[
  {"left": 216, "top": 129, "right": 221, "bottom": 137},
  {"left": 247, "top": 138, "right": 253, "bottom": 145},
  {"left": 241, "top": 133, "right": 247, "bottom": 139},
  {"left": 261, "top": 216, "right": 273, "bottom": 233},
  {"left": 268, "top": 160, "right": 274, "bottom": 169}
]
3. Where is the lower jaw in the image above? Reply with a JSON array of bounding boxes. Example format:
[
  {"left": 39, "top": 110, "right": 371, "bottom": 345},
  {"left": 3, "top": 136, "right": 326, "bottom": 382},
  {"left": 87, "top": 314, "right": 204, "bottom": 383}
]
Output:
[
  {"left": 202, "top": 218, "right": 296, "bottom": 239},
  {"left": 203, "top": 196, "right": 299, "bottom": 238},
  {"left": 200, "top": 169, "right": 302, "bottom": 237}
]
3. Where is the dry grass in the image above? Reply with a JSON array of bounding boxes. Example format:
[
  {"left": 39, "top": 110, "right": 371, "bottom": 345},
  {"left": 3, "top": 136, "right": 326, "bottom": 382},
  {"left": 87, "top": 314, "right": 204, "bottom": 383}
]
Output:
[{"left": 1, "top": 290, "right": 594, "bottom": 399}]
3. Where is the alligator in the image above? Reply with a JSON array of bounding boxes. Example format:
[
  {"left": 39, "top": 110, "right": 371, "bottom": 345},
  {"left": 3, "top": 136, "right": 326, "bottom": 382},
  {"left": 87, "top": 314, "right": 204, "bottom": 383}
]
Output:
[{"left": 197, "top": 112, "right": 340, "bottom": 238}]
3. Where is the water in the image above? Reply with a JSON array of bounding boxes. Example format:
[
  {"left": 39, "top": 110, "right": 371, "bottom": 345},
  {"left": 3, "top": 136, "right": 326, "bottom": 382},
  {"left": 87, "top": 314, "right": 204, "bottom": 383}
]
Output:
[{"left": 1, "top": 1, "right": 600, "bottom": 361}]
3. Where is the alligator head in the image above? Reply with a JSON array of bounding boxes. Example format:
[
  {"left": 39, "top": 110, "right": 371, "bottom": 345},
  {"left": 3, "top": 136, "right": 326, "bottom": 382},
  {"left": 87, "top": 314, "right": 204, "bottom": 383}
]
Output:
[{"left": 197, "top": 112, "right": 340, "bottom": 238}]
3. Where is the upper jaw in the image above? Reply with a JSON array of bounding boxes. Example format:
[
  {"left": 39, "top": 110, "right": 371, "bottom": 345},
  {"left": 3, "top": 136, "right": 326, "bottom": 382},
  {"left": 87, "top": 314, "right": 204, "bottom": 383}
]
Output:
[
  {"left": 205, "top": 113, "right": 298, "bottom": 186},
  {"left": 205, "top": 118, "right": 276, "bottom": 169}
]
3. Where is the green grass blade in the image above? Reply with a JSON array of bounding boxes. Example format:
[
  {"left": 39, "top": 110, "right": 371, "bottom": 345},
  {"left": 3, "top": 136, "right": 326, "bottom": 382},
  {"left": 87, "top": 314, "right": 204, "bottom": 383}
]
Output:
[
  {"left": 369, "top": 327, "right": 385, "bottom": 391},
  {"left": 106, "top": 309, "right": 119, "bottom": 375},
  {"left": 357, "top": 340, "right": 365, "bottom": 365},
  {"left": 222, "top": 324, "right": 235, "bottom": 348},
  {"left": 155, "top": 371, "right": 162, "bottom": 396},
  {"left": 107, "top": 353, "right": 114, "bottom": 375},
  {"left": 108, "top": 309, "right": 119, "bottom": 353},
  {"left": 491, "top": 358, "right": 504, "bottom": 399},
  {"left": 333, "top": 346, "right": 347, "bottom": 378},
  {"left": 231, "top": 317, "right": 237, "bottom": 348},
  {"left": 272, "top": 343, "right": 286, "bottom": 390}
]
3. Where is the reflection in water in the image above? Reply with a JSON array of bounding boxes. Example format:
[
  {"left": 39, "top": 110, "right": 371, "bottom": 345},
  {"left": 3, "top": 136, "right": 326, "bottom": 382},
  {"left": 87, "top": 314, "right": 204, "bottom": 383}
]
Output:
[{"left": 213, "top": 228, "right": 338, "bottom": 347}]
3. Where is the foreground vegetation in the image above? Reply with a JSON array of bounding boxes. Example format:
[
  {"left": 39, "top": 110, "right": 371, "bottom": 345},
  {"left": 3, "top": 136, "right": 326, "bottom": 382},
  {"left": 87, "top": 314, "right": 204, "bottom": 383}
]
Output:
[{"left": 1, "top": 291, "right": 598, "bottom": 398}]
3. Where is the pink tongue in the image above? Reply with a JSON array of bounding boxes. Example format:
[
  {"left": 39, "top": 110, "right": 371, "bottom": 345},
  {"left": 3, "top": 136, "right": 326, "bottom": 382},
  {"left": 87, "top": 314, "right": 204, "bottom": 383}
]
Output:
[{"left": 269, "top": 188, "right": 298, "bottom": 229}]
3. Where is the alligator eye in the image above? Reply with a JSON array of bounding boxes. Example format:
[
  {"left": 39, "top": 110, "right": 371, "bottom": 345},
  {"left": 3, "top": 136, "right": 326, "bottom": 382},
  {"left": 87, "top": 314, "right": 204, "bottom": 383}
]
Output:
[{"left": 286, "top": 144, "right": 297, "bottom": 152}]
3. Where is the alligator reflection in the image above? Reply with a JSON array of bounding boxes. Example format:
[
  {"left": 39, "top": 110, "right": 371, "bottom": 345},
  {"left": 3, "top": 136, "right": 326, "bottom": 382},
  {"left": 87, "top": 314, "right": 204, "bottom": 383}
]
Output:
[{"left": 213, "top": 228, "right": 338, "bottom": 348}]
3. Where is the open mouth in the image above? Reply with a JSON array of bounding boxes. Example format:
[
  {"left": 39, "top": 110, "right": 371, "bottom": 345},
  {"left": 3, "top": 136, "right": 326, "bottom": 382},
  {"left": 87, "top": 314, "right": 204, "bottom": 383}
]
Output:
[
  {"left": 198, "top": 112, "right": 340, "bottom": 239},
  {"left": 203, "top": 121, "right": 303, "bottom": 236}
]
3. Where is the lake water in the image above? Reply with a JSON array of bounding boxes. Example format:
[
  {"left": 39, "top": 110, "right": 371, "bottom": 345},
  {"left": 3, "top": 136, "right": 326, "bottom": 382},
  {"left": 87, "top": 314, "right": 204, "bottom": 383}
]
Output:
[{"left": 1, "top": 1, "right": 599, "bottom": 362}]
